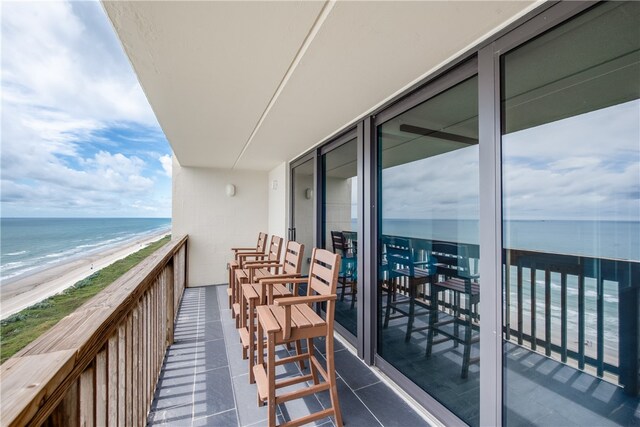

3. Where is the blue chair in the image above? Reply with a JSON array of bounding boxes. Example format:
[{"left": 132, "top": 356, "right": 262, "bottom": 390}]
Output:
[
  {"left": 382, "top": 236, "right": 436, "bottom": 342},
  {"left": 331, "top": 231, "right": 357, "bottom": 308}
]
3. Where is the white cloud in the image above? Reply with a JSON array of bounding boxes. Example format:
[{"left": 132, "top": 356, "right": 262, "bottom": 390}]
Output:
[
  {"left": 1, "top": 1, "right": 170, "bottom": 217},
  {"left": 159, "top": 154, "right": 172, "bottom": 177},
  {"left": 381, "top": 99, "right": 639, "bottom": 222}
]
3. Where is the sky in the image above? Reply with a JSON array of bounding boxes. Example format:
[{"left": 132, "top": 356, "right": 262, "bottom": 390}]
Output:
[
  {"left": 1, "top": 1, "right": 172, "bottom": 218},
  {"left": 381, "top": 99, "right": 640, "bottom": 222}
]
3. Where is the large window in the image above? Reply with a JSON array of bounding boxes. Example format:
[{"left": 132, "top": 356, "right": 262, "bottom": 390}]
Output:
[
  {"left": 501, "top": 2, "right": 640, "bottom": 425},
  {"left": 322, "top": 137, "right": 359, "bottom": 337},
  {"left": 377, "top": 75, "right": 480, "bottom": 426}
]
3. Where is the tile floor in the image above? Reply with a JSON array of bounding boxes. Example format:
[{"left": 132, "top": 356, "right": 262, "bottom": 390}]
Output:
[{"left": 147, "top": 286, "right": 432, "bottom": 427}]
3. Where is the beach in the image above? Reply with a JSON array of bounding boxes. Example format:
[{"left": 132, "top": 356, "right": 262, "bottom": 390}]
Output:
[{"left": 0, "top": 230, "right": 170, "bottom": 320}]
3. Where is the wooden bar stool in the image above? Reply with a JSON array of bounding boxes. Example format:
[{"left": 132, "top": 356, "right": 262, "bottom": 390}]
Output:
[
  {"left": 228, "top": 232, "right": 268, "bottom": 309},
  {"left": 254, "top": 248, "right": 343, "bottom": 427},
  {"left": 233, "top": 236, "right": 283, "bottom": 327},
  {"left": 239, "top": 241, "right": 305, "bottom": 383}
]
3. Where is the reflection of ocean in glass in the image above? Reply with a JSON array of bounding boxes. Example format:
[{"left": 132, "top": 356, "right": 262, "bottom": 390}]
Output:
[
  {"left": 378, "top": 218, "right": 639, "bottom": 364},
  {"left": 381, "top": 219, "right": 639, "bottom": 261}
]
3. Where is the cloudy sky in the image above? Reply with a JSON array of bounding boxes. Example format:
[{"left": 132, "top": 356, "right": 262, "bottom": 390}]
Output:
[
  {"left": 381, "top": 99, "right": 639, "bottom": 222},
  {"left": 1, "top": 1, "right": 172, "bottom": 218}
]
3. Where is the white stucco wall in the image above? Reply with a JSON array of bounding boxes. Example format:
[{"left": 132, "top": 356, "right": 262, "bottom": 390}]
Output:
[
  {"left": 268, "top": 162, "right": 288, "bottom": 239},
  {"left": 324, "top": 176, "right": 354, "bottom": 248},
  {"left": 172, "top": 157, "right": 268, "bottom": 285}
]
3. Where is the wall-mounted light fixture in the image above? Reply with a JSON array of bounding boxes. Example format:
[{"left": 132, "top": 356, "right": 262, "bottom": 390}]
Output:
[
  {"left": 305, "top": 188, "right": 313, "bottom": 200},
  {"left": 225, "top": 184, "right": 236, "bottom": 197}
]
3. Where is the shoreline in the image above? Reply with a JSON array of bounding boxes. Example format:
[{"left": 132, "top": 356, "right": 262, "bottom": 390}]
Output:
[{"left": 0, "top": 230, "right": 170, "bottom": 320}]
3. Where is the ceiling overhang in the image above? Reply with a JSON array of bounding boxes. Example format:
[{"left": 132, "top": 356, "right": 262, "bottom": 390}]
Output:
[{"left": 103, "top": 1, "right": 537, "bottom": 171}]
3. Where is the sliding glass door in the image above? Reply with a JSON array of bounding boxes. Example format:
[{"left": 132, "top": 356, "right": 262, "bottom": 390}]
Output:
[
  {"left": 376, "top": 73, "right": 480, "bottom": 426},
  {"left": 321, "top": 135, "right": 359, "bottom": 337},
  {"left": 290, "top": 157, "right": 315, "bottom": 276},
  {"left": 501, "top": 2, "right": 640, "bottom": 425}
]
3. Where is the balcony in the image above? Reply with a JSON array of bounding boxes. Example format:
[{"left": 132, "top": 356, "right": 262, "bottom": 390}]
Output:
[{"left": 1, "top": 233, "right": 637, "bottom": 426}]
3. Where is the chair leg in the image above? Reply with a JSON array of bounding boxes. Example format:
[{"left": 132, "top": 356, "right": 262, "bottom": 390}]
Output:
[
  {"left": 295, "top": 339, "right": 306, "bottom": 370},
  {"left": 248, "top": 298, "right": 256, "bottom": 383},
  {"left": 339, "top": 276, "right": 346, "bottom": 301},
  {"left": 257, "top": 320, "right": 265, "bottom": 407},
  {"left": 267, "top": 332, "right": 277, "bottom": 427},
  {"left": 326, "top": 333, "right": 343, "bottom": 427},
  {"left": 350, "top": 283, "right": 357, "bottom": 309},
  {"left": 241, "top": 292, "right": 248, "bottom": 360},
  {"left": 461, "top": 309, "right": 472, "bottom": 379},
  {"left": 307, "top": 338, "right": 320, "bottom": 385},
  {"left": 405, "top": 280, "right": 416, "bottom": 342},
  {"left": 426, "top": 291, "right": 438, "bottom": 358},
  {"left": 453, "top": 292, "right": 460, "bottom": 349},
  {"left": 384, "top": 280, "right": 393, "bottom": 328}
]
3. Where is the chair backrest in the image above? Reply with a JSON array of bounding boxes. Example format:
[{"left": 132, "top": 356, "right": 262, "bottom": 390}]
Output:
[
  {"left": 307, "top": 248, "right": 341, "bottom": 298},
  {"left": 383, "top": 236, "right": 414, "bottom": 277},
  {"left": 330, "top": 231, "right": 346, "bottom": 255},
  {"left": 257, "top": 232, "right": 268, "bottom": 253},
  {"left": 266, "top": 235, "right": 284, "bottom": 273},
  {"left": 282, "top": 241, "right": 305, "bottom": 275},
  {"left": 431, "top": 242, "right": 471, "bottom": 279}
]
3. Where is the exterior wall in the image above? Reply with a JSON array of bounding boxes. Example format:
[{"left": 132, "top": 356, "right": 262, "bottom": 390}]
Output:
[
  {"left": 268, "top": 162, "right": 288, "bottom": 239},
  {"left": 172, "top": 157, "right": 268, "bottom": 285}
]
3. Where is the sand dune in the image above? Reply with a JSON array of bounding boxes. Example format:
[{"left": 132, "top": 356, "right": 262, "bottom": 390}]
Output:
[{"left": 0, "top": 231, "right": 170, "bottom": 320}]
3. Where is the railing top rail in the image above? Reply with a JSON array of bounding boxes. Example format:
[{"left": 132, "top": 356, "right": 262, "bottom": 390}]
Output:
[{"left": 0, "top": 234, "right": 188, "bottom": 427}]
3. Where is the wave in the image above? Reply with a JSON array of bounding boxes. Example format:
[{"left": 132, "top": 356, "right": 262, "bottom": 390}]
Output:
[{"left": 5, "top": 250, "right": 28, "bottom": 256}]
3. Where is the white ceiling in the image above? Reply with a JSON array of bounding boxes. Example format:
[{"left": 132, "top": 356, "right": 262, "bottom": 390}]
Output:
[{"left": 103, "top": 0, "right": 536, "bottom": 171}]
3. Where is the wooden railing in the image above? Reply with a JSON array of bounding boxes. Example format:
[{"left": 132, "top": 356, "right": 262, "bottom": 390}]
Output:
[
  {"left": 504, "top": 248, "right": 640, "bottom": 394},
  {"left": 380, "top": 235, "right": 639, "bottom": 394},
  {"left": 0, "top": 235, "right": 188, "bottom": 426}
]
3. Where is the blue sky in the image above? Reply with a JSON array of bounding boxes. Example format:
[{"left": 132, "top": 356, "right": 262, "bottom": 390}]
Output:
[{"left": 1, "top": 1, "right": 172, "bottom": 218}]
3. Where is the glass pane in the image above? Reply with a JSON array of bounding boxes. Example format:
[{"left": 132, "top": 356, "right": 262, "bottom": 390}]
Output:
[
  {"left": 322, "top": 138, "right": 358, "bottom": 336},
  {"left": 501, "top": 2, "right": 640, "bottom": 425},
  {"left": 292, "top": 159, "right": 315, "bottom": 276},
  {"left": 377, "top": 76, "right": 479, "bottom": 426}
]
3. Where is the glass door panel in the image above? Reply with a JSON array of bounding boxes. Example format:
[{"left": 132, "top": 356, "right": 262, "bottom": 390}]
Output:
[
  {"left": 322, "top": 138, "right": 358, "bottom": 336},
  {"left": 501, "top": 2, "right": 640, "bottom": 425},
  {"left": 377, "top": 76, "right": 480, "bottom": 426},
  {"left": 291, "top": 158, "right": 315, "bottom": 276}
]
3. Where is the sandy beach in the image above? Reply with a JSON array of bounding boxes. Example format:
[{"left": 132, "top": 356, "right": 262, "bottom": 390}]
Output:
[{"left": 0, "top": 231, "right": 170, "bottom": 320}]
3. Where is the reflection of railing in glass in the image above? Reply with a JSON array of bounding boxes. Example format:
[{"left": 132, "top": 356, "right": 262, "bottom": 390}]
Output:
[{"left": 503, "top": 249, "right": 640, "bottom": 394}]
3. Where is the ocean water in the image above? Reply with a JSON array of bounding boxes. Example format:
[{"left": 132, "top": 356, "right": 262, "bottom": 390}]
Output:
[{"left": 0, "top": 218, "right": 171, "bottom": 283}]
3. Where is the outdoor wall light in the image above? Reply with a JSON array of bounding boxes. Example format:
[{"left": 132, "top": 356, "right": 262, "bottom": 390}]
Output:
[
  {"left": 225, "top": 184, "right": 236, "bottom": 197},
  {"left": 305, "top": 188, "right": 313, "bottom": 199}
]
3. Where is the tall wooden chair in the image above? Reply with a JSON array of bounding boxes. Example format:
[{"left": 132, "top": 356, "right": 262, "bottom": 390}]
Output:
[
  {"left": 254, "top": 248, "right": 343, "bottom": 427},
  {"left": 233, "top": 235, "right": 283, "bottom": 326},
  {"left": 228, "top": 232, "right": 268, "bottom": 309},
  {"left": 425, "top": 242, "right": 479, "bottom": 378},
  {"left": 239, "top": 241, "right": 305, "bottom": 382}
]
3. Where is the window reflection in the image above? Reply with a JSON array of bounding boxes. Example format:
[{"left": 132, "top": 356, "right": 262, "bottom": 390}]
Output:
[
  {"left": 323, "top": 139, "right": 358, "bottom": 336},
  {"left": 502, "top": 2, "right": 640, "bottom": 425},
  {"left": 377, "top": 75, "right": 480, "bottom": 426}
]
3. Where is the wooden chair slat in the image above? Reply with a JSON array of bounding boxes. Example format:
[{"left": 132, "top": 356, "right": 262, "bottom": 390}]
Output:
[{"left": 295, "top": 304, "right": 325, "bottom": 327}]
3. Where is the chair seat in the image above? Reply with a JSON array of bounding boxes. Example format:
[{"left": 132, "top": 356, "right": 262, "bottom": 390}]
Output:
[
  {"left": 242, "top": 283, "right": 292, "bottom": 301},
  {"left": 256, "top": 304, "right": 326, "bottom": 335}
]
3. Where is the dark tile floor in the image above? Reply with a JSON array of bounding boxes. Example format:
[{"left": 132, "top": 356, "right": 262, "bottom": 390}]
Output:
[{"left": 147, "top": 286, "right": 432, "bottom": 427}]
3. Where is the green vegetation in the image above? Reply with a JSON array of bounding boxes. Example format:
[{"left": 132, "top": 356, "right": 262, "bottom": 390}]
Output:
[{"left": 0, "top": 235, "right": 171, "bottom": 364}]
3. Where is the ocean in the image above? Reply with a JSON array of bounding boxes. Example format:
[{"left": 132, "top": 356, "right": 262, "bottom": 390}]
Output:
[{"left": 0, "top": 218, "right": 171, "bottom": 283}]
